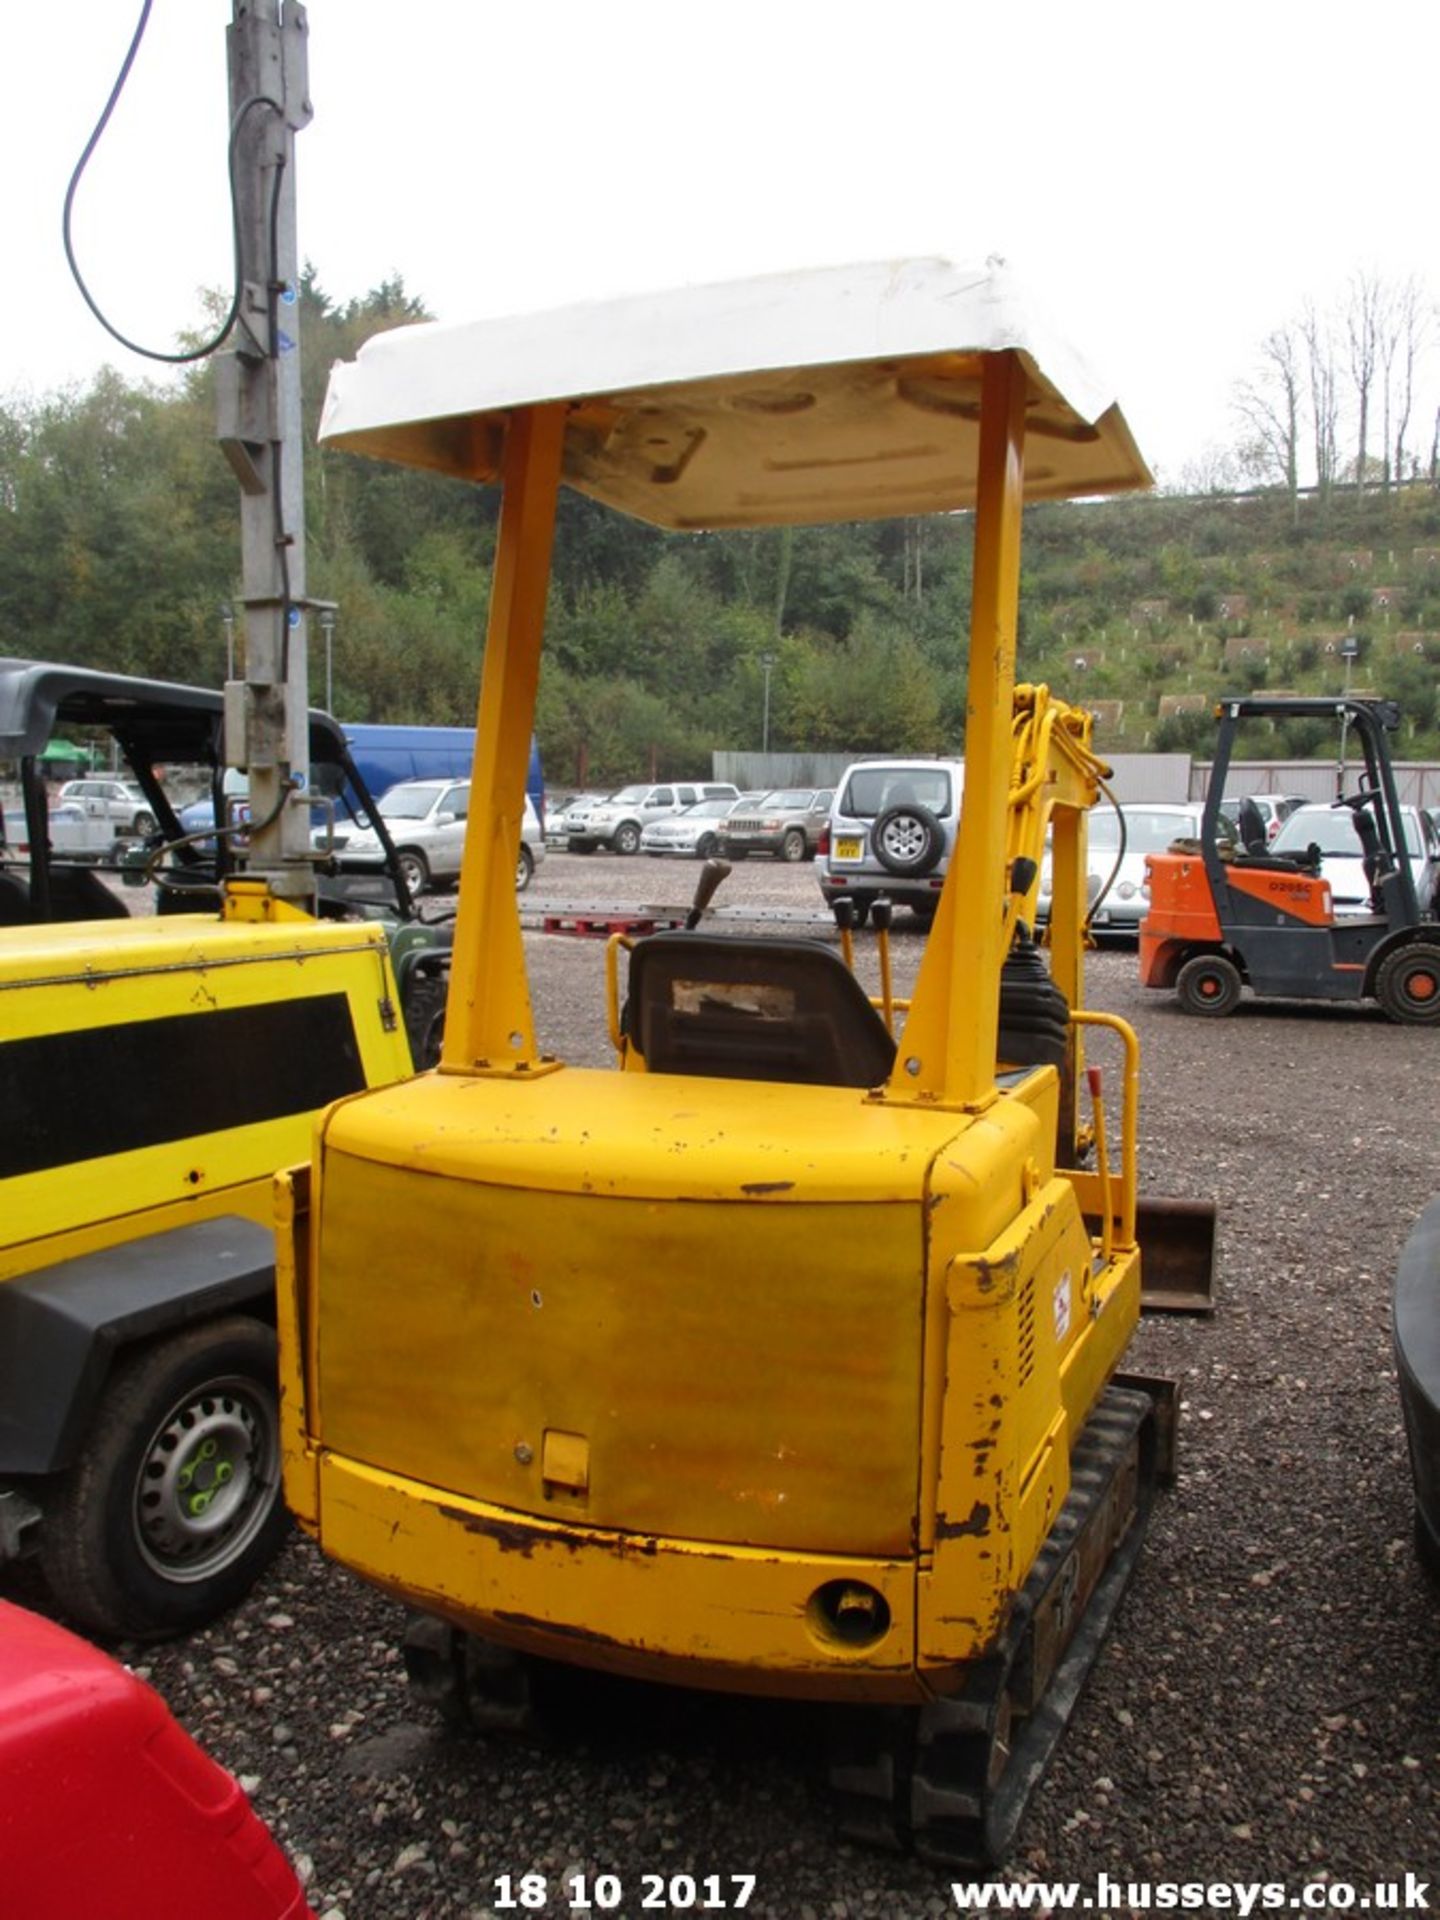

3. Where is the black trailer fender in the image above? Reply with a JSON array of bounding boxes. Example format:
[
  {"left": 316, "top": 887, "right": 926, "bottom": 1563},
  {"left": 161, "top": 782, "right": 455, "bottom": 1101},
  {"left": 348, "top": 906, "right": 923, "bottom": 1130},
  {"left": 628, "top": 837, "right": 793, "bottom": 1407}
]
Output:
[{"left": 0, "top": 1217, "right": 274, "bottom": 1476}]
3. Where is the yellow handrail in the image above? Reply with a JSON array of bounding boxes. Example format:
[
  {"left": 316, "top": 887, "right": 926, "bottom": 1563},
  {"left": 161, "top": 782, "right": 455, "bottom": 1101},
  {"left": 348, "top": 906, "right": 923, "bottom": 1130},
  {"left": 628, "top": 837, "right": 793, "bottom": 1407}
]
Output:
[{"left": 1069, "top": 1009, "right": 1139, "bottom": 1248}]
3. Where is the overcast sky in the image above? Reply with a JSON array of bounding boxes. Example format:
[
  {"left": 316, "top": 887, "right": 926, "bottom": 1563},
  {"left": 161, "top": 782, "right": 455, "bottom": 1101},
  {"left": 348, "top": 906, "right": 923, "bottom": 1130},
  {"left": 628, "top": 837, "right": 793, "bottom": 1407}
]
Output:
[{"left": 8, "top": 0, "right": 1438, "bottom": 484}]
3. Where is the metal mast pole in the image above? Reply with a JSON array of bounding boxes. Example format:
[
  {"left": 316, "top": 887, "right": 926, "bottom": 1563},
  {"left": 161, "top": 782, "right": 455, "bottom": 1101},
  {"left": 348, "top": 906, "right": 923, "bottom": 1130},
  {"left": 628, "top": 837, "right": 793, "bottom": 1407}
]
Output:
[{"left": 215, "top": 0, "right": 314, "bottom": 904}]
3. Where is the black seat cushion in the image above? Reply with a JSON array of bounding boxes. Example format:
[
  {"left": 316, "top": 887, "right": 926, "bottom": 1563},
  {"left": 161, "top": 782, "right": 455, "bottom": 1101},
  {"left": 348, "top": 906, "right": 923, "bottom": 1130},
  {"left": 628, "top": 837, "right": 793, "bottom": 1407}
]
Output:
[{"left": 625, "top": 933, "right": 897, "bottom": 1088}]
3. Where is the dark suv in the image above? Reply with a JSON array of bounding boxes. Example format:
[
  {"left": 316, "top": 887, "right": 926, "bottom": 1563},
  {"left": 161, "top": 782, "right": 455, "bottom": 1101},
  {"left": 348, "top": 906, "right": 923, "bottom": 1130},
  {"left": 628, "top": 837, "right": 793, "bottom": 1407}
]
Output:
[{"left": 721, "top": 787, "right": 833, "bottom": 862}]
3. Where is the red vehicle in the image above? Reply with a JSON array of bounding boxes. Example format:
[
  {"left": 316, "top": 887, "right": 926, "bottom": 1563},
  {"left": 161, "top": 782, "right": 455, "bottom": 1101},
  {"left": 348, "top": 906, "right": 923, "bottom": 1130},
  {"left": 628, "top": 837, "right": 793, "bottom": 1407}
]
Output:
[{"left": 0, "top": 1600, "right": 316, "bottom": 1920}]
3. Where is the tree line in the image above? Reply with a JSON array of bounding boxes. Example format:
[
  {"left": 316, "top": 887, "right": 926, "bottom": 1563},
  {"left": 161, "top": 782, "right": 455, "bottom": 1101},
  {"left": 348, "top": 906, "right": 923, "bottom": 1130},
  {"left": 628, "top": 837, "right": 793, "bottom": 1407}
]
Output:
[{"left": 3, "top": 270, "right": 1439, "bottom": 785}]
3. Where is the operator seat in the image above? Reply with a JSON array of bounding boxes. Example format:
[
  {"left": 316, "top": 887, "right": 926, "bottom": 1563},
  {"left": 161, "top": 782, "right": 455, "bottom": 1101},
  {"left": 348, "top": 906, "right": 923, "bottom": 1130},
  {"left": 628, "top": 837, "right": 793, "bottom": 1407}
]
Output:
[
  {"left": 1226, "top": 797, "right": 1320, "bottom": 877},
  {"left": 1236, "top": 796, "right": 1268, "bottom": 856},
  {"left": 625, "top": 932, "right": 897, "bottom": 1088}
]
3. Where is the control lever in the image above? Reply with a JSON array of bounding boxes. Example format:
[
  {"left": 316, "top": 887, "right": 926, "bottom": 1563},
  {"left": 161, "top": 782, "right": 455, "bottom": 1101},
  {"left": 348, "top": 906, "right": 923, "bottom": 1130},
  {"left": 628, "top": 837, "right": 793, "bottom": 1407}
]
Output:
[
  {"left": 833, "top": 895, "right": 857, "bottom": 971},
  {"left": 872, "top": 898, "right": 895, "bottom": 1032},
  {"left": 685, "top": 858, "right": 732, "bottom": 930}
]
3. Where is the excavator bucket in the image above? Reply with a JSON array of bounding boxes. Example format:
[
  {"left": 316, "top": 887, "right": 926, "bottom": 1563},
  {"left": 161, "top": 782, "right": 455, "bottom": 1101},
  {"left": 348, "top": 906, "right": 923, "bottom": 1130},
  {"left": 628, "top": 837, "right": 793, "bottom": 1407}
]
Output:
[{"left": 1136, "top": 1196, "right": 1217, "bottom": 1313}]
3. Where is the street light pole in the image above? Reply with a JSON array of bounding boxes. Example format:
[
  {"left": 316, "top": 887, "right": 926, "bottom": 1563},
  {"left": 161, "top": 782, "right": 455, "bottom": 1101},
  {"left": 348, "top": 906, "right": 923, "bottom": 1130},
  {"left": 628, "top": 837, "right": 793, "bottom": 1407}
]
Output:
[
  {"left": 760, "top": 652, "right": 777, "bottom": 756},
  {"left": 319, "top": 607, "right": 335, "bottom": 713},
  {"left": 1337, "top": 632, "right": 1360, "bottom": 798},
  {"left": 220, "top": 602, "right": 234, "bottom": 681}
]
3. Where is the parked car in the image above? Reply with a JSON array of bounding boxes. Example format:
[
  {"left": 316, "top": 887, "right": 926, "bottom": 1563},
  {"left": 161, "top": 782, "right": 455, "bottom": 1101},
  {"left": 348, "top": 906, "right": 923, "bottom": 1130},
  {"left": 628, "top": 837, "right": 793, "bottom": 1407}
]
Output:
[
  {"left": 1088, "top": 802, "right": 1203, "bottom": 936},
  {"left": 1217, "top": 792, "right": 1306, "bottom": 844},
  {"left": 176, "top": 766, "right": 251, "bottom": 852},
  {"left": 326, "top": 777, "right": 545, "bottom": 894},
  {"left": 546, "top": 790, "right": 608, "bottom": 848},
  {"left": 721, "top": 787, "right": 834, "bottom": 862},
  {"left": 1038, "top": 801, "right": 1203, "bottom": 937},
  {"left": 815, "top": 758, "right": 963, "bottom": 923},
  {"left": 639, "top": 797, "right": 739, "bottom": 857},
  {"left": 56, "top": 776, "right": 156, "bottom": 837},
  {"left": 1270, "top": 801, "right": 1440, "bottom": 917},
  {"left": 568, "top": 781, "right": 741, "bottom": 855}
]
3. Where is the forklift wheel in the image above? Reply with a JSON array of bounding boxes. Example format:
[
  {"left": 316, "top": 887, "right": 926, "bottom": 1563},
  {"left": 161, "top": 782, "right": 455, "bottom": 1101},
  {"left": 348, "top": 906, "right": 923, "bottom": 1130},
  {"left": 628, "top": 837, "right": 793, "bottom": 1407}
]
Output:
[
  {"left": 1175, "top": 953, "right": 1242, "bottom": 1017},
  {"left": 1375, "top": 943, "right": 1440, "bottom": 1026}
]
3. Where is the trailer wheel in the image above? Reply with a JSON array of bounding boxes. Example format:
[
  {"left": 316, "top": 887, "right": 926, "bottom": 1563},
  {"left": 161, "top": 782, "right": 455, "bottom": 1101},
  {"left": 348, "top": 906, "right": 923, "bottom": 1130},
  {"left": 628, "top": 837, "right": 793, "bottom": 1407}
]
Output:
[
  {"left": 1175, "top": 952, "right": 1242, "bottom": 1017},
  {"left": 39, "top": 1317, "right": 288, "bottom": 1642},
  {"left": 1375, "top": 942, "right": 1440, "bottom": 1026}
]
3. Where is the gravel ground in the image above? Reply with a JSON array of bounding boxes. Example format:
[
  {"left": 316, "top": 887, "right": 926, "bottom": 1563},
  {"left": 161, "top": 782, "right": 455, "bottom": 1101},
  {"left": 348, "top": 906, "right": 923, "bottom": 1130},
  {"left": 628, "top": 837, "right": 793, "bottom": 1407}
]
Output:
[{"left": 13, "top": 851, "right": 1440, "bottom": 1917}]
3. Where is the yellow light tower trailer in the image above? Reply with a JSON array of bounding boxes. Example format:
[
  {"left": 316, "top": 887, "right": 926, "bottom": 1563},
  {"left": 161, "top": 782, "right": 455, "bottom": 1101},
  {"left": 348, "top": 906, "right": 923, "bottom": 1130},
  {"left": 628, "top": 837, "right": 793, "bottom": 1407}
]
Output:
[{"left": 276, "top": 256, "right": 1212, "bottom": 1863}]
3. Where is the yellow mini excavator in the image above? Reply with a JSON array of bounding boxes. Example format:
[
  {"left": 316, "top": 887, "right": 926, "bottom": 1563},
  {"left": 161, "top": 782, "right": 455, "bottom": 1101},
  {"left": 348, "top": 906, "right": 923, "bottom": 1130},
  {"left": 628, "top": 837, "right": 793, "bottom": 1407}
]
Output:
[{"left": 274, "top": 256, "right": 1214, "bottom": 1863}]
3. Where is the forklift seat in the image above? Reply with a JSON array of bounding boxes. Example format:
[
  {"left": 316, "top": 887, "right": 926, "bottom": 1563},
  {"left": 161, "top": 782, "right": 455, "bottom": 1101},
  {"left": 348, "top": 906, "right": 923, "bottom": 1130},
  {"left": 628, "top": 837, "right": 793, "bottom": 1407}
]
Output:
[
  {"left": 1225, "top": 801, "right": 1321, "bottom": 877},
  {"left": 625, "top": 932, "right": 897, "bottom": 1088},
  {"left": 1236, "top": 796, "right": 1268, "bottom": 856}
]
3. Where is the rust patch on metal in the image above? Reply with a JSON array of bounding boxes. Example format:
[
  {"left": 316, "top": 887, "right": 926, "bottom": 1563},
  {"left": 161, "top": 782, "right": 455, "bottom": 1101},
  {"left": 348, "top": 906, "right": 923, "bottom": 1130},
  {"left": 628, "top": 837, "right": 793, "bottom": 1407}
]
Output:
[
  {"left": 434, "top": 1506, "right": 662, "bottom": 1560},
  {"left": 934, "top": 1501, "right": 992, "bottom": 1541},
  {"left": 494, "top": 1610, "right": 629, "bottom": 1651},
  {"left": 435, "top": 1507, "right": 555, "bottom": 1556}
]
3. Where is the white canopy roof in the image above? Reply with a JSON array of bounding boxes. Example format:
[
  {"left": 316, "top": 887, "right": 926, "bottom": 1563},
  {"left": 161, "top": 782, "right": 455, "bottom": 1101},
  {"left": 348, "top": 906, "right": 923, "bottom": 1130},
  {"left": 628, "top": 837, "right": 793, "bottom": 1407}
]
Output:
[{"left": 319, "top": 256, "right": 1151, "bottom": 530}]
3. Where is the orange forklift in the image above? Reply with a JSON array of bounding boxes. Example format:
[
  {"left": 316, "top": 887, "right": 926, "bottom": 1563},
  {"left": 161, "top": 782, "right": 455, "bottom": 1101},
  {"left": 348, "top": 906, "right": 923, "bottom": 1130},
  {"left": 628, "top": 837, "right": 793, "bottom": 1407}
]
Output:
[{"left": 1141, "top": 695, "right": 1440, "bottom": 1022}]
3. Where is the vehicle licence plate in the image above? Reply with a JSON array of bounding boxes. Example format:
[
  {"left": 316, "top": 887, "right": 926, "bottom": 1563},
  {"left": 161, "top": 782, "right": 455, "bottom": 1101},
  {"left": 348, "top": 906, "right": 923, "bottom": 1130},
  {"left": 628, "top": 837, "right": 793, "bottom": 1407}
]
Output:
[{"left": 835, "top": 837, "right": 863, "bottom": 860}]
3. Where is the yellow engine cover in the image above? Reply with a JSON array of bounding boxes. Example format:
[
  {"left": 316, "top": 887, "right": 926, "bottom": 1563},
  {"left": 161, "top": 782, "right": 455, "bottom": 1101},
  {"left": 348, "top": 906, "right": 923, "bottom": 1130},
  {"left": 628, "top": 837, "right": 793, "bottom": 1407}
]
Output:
[
  {"left": 315, "top": 1068, "right": 973, "bottom": 1558},
  {"left": 292, "top": 1060, "right": 1136, "bottom": 1693}
]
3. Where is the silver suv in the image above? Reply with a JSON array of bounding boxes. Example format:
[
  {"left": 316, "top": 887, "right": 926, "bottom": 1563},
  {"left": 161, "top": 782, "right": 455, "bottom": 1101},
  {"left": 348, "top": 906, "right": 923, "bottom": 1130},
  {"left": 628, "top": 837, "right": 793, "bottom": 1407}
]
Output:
[
  {"left": 567, "top": 781, "right": 740, "bottom": 855},
  {"left": 816, "top": 758, "right": 964, "bottom": 924},
  {"left": 328, "top": 778, "right": 544, "bottom": 895}
]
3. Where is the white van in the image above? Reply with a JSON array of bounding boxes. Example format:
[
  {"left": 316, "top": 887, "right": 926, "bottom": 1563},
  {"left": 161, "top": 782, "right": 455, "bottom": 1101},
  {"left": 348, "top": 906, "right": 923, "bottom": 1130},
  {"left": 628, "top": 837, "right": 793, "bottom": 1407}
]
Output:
[{"left": 815, "top": 757, "right": 964, "bottom": 924}]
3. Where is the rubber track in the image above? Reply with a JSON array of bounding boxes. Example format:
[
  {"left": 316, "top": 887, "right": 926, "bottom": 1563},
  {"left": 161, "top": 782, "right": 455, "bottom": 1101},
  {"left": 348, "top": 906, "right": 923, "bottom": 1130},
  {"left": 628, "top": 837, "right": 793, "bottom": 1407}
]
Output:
[
  {"left": 400, "top": 1611, "right": 540, "bottom": 1736},
  {"left": 832, "top": 1383, "right": 1157, "bottom": 1866}
]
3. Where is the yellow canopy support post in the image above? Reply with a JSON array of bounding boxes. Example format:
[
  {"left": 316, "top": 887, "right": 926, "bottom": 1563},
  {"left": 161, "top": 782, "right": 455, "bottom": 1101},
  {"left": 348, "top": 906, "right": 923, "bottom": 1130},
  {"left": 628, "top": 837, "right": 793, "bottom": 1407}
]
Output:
[
  {"left": 887, "top": 350, "right": 1027, "bottom": 1108},
  {"left": 441, "top": 403, "right": 567, "bottom": 1074}
]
